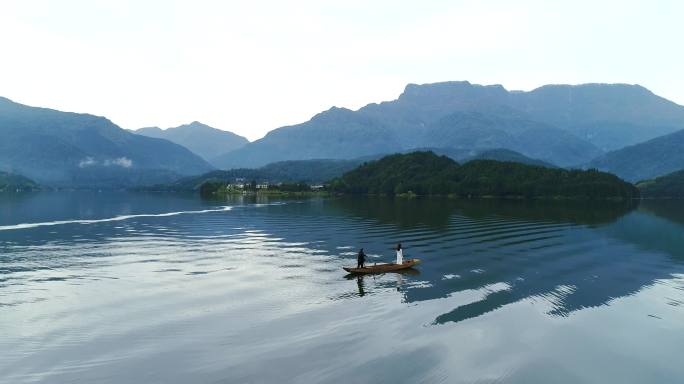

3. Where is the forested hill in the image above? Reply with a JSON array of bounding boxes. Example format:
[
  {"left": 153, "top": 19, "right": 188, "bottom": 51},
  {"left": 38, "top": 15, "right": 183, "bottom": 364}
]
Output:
[
  {"left": 0, "top": 96, "right": 212, "bottom": 187},
  {"left": 329, "top": 152, "right": 639, "bottom": 200},
  {"left": 0, "top": 172, "right": 39, "bottom": 192},
  {"left": 637, "top": 169, "right": 684, "bottom": 198},
  {"left": 465, "top": 148, "right": 555, "bottom": 168}
]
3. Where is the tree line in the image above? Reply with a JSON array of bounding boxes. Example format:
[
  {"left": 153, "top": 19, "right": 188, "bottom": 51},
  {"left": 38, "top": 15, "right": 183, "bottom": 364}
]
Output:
[{"left": 328, "top": 152, "right": 639, "bottom": 200}]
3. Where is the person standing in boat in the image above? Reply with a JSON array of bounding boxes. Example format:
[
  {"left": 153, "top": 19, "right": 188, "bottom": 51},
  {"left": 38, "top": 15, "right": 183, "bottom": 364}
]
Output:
[
  {"left": 396, "top": 243, "right": 404, "bottom": 264},
  {"left": 357, "top": 248, "right": 367, "bottom": 269}
]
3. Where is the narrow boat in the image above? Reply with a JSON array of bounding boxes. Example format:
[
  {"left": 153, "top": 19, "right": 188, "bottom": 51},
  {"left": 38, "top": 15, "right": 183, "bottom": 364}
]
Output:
[{"left": 343, "top": 258, "right": 421, "bottom": 274}]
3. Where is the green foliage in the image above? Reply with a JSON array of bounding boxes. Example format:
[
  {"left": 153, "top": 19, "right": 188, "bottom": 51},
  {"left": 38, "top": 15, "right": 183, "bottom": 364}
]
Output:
[
  {"left": 637, "top": 169, "right": 684, "bottom": 198},
  {"left": 331, "top": 152, "right": 459, "bottom": 195},
  {"left": 199, "top": 181, "right": 226, "bottom": 196},
  {"left": 467, "top": 149, "right": 556, "bottom": 168},
  {"left": 330, "top": 151, "right": 639, "bottom": 200},
  {"left": 0, "top": 172, "right": 40, "bottom": 192},
  {"left": 269, "top": 182, "right": 311, "bottom": 192}
]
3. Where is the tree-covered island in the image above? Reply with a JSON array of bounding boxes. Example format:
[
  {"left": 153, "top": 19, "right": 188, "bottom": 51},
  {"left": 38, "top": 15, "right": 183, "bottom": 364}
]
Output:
[
  {"left": 328, "top": 152, "right": 638, "bottom": 200},
  {"left": 200, "top": 151, "right": 639, "bottom": 200}
]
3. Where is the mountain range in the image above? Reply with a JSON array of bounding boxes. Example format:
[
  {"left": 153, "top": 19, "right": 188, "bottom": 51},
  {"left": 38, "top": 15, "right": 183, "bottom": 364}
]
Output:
[
  {"left": 157, "top": 149, "right": 555, "bottom": 192},
  {"left": 212, "top": 81, "right": 684, "bottom": 169},
  {"left": 0, "top": 97, "right": 213, "bottom": 187},
  {"left": 637, "top": 168, "right": 684, "bottom": 198},
  {"left": 135, "top": 121, "right": 248, "bottom": 164},
  {"left": 3, "top": 80, "right": 684, "bottom": 188}
]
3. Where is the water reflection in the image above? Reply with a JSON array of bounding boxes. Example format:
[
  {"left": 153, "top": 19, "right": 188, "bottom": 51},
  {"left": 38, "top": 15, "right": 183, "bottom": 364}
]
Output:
[
  {"left": 603, "top": 200, "right": 684, "bottom": 262},
  {"left": 356, "top": 275, "right": 365, "bottom": 297},
  {"left": 321, "top": 197, "right": 683, "bottom": 325},
  {"left": 327, "top": 196, "right": 638, "bottom": 228},
  {"left": 344, "top": 268, "right": 421, "bottom": 298},
  {"left": 2, "top": 192, "right": 684, "bottom": 383}
]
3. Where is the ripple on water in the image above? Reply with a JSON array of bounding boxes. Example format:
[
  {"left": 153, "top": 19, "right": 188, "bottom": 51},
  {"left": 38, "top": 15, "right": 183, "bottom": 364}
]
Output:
[{"left": 1, "top": 197, "right": 684, "bottom": 383}]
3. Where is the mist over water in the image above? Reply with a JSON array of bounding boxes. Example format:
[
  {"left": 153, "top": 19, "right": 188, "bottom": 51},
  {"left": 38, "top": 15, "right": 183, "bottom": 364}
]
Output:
[{"left": 1, "top": 192, "right": 683, "bottom": 383}]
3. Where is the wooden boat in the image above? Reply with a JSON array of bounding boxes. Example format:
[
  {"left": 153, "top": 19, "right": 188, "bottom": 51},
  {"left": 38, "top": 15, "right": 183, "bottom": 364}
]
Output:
[{"left": 343, "top": 259, "right": 421, "bottom": 274}]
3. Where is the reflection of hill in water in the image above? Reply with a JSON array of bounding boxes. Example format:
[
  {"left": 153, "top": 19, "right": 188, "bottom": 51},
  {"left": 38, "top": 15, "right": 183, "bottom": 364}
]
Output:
[
  {"left": 261, "top": 197, "right": 665, "bottom": 325},
  {"left": 320, "top": 197, "right": 684, "bottom": 325},
  {"left": 5, "top": 193, "right": 681, "bottom": 328},
  {"left": 456, "top": 199, "right": 638, "bottom": 226},
  {"left": 326, "top": 197, "right": 638, "bottom": 229},
  {"left": 599, "top": 200, "right": 684, "bottom": 262},
  {"left": 638, "top": 200, "right": 684, "bottom": 229}
]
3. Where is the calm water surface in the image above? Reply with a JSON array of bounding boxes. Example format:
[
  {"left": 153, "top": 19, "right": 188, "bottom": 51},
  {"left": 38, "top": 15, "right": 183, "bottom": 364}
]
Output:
[{"left": 1, "top": 192, "right": 683, "bottom": 383}]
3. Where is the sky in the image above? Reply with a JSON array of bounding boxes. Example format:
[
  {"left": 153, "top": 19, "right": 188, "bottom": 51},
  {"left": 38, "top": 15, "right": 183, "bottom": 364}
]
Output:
[{"left": 1, "top": 0, "right": 682, "bottom": 141}]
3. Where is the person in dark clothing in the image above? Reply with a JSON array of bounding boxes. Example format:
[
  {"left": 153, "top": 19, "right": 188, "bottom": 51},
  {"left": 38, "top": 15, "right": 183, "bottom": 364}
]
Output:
[{"left": 357, "top": 248, "right": 366, "bottom": 268}]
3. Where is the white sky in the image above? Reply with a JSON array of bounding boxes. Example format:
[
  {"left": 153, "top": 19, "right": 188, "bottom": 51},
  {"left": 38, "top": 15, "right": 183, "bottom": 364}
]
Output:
[{"left": 1, "top": 0, "right": 682, "bottom": 141}]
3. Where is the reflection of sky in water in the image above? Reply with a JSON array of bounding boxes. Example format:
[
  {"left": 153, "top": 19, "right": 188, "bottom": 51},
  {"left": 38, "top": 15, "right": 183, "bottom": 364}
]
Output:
[{"left": 0, "top": 192, "right": 683, "bottom": 383}]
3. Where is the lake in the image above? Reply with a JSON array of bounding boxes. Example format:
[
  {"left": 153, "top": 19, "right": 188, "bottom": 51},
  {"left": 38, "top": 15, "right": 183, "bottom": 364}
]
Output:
[{"left": 1, "top": 192, "right": 683, "bottom": 383}]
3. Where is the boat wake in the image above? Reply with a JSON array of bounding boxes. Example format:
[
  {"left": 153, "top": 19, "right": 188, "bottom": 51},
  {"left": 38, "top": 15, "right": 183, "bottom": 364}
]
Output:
[{"left": 0, "top": 206, "right": 234, "bottom": 231}]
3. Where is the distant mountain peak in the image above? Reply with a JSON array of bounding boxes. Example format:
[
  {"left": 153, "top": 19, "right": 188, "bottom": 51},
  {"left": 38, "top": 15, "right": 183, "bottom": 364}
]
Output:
[
  {"left": 213, "top": 80, "right": 684, "bottom": 169},
  {"left": 138, "top": 121, "right": 216, "bottom": 132},
  {"left": 137, "top": 126, "right": 163, "bottom": 132},
  {"left": 309, "top": 106, "right": 355, "bottom": 122},
  {"left": 180, "top": 121, "right": 212, "bottom": 129},
  {"left": 135, "top": 121, "right": 248, "bottom": 163},
  {"left": 399, "top": 81, "right": 507, "bottom": 100}
]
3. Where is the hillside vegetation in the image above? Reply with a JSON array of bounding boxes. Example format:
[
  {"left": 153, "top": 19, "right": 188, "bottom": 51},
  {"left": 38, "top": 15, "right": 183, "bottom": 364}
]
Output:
[
  {"left": 464, "top": 148, "right": 555, "bottom": 168},
  {"left": 0, "top": 172, "right": 39, "bottom": 192},
  {"left": 329, "top": 152, "right": 639, "bottom": 200},
  {"left": 637, "top": 169, "right": 684, "bottom": 198}
]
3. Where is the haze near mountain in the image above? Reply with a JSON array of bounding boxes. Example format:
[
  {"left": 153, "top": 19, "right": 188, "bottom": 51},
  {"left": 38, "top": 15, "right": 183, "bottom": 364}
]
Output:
[
  {"left": 0, "top": 97, "right": 212, "bottom": 187},
  {"left": 589, "top": 128, "right": 684, "bottom": 182},
  {"left": 135, "top": 122, "right": 248, "bottom": 164}
]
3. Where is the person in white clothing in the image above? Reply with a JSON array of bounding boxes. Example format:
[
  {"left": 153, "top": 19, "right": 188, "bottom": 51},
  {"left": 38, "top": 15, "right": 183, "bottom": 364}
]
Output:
[{"left": 396, "top": 242, "right": 403, "bottom": 264}]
